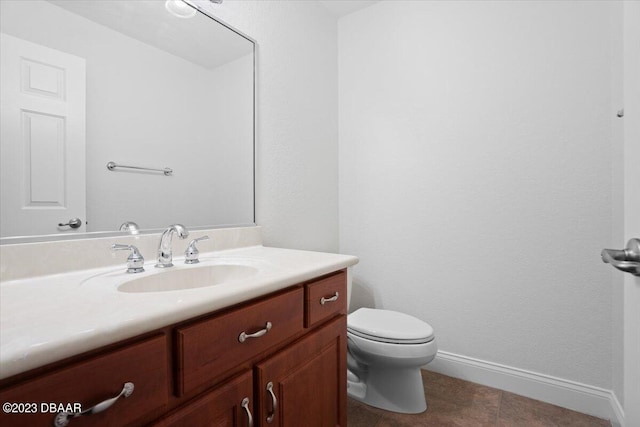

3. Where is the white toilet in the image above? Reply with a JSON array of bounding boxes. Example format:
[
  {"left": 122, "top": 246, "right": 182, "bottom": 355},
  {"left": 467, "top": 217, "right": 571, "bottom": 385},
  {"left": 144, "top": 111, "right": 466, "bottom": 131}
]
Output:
[{"left": 346, "top": 278, "right": 437, "bottom": 414}]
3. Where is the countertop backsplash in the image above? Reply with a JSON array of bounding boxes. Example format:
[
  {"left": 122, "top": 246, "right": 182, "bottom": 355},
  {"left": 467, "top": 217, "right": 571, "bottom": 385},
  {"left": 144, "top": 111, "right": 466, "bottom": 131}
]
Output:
[{"left": 0, "top": 226, "right": 263, "bottom": 282}]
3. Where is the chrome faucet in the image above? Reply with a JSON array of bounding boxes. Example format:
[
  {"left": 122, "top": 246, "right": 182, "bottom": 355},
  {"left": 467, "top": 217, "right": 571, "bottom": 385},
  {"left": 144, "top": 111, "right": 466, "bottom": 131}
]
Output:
[{"left": 156, "top": 224, "right": 189, "bottom": 268}]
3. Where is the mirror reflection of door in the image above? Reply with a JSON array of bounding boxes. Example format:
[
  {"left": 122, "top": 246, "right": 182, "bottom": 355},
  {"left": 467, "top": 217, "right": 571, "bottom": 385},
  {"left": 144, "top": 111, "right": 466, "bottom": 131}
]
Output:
[
  {"left": 0, "top": 33, "right": 86, "bottom": 237},
  {"left": 0, "top": 0, "right": 255, "bottom": 242}
]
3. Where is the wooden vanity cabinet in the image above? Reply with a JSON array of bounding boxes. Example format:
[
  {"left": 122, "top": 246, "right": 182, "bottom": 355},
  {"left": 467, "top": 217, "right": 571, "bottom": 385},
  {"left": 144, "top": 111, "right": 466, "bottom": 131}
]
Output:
[
  {"left": 0, "top": 269, "right": 347, "bottom": 427},
  {"left": 156, "top": 317, "right": 346, "bottom": 427},
  {"left": 164, "top": 269, "right": 347, "bottom": 427},
  {"left": 254, "top": 269, "right": 346, "bottom": 427}
]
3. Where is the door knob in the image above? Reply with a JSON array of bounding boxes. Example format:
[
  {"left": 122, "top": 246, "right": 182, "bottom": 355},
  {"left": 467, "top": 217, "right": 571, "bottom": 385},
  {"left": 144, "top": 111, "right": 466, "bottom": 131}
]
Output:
[
  {"left": 601, "top": 238, "right": 640, "bottom": 276},
  {"left": 58, "top": 218, "right": 82, "bottom": 229}
]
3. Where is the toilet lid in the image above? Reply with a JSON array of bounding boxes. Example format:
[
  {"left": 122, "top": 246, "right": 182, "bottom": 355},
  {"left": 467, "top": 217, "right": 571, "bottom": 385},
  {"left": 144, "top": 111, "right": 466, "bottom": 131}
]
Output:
[{"left": 347, "top": 308, "right": 435, "bottom": 344}]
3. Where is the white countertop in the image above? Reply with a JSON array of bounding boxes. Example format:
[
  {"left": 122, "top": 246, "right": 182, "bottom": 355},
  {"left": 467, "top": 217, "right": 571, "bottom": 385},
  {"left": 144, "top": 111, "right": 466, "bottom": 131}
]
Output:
[{"left": 0, "top": 245, "right": 358, "bottom": 380}]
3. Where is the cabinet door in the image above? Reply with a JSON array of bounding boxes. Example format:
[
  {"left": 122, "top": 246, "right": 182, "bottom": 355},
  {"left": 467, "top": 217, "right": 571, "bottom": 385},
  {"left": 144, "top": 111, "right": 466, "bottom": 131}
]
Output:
[
  {"left": 152, "top": 371, "right": 253, "bottom": 427},
  {"left": 255, "top": 316, "right": 347, "bottom": 427}
]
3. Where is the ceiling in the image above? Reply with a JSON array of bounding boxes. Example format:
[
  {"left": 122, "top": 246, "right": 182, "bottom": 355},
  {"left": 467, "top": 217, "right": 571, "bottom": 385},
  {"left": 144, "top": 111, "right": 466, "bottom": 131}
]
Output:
[
  {"left": 48, "top": 0, "right": 253, "bottom": 69},
  {"left": 318, "top": 1, "right": 379, "bottom": 18}
]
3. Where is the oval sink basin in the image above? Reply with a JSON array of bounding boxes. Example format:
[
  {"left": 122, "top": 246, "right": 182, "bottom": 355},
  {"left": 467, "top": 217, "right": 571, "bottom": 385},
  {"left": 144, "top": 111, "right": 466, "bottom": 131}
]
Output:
[{"left": 117, "top": 264, "right": 258, "bottom": 293}]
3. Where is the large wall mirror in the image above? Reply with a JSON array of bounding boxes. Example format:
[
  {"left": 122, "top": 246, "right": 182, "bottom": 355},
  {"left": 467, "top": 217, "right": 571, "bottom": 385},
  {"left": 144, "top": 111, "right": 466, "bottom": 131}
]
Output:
[{"left": 0, "top": 0, "right": 255, "bottom": 243}]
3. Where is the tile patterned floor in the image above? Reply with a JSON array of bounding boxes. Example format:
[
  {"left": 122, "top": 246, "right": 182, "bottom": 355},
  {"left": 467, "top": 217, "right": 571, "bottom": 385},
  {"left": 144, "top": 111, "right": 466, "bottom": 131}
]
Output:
[{"left": 347, "top": 370, "right": 611, "bottom": 427}]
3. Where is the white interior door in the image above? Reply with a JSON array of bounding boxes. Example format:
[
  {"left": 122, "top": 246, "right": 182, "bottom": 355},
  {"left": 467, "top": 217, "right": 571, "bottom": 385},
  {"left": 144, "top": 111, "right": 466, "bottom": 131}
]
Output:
[
  {"left": 0, "top": 33, "right": 86, "bottom": 238},
  {"left": 623, "top": 2, "right": 640, "bottom": 426}
]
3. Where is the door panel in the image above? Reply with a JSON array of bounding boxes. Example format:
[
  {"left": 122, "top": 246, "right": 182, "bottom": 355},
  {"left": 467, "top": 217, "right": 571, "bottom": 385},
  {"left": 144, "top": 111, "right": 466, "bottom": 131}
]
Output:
[
  {"left": 0, "top": 33, "right": 86, "bottom": 237},
  {"left": 623, "top": 1, "right": 640, "bottom": 424}
]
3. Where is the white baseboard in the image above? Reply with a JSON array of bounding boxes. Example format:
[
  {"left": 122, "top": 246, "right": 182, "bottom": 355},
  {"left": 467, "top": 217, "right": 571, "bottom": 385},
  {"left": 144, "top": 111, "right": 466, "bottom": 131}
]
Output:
[
  {"left": 425, "top": 350, "right": 624, "bottom": 426},
  {"left": 609, "top": 391, "right": 625, "bottom": 427}
]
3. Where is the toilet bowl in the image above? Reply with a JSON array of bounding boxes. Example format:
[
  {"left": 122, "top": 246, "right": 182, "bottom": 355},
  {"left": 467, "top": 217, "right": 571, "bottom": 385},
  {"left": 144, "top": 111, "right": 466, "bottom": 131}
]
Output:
[{"left": 346, "top": 307, "right": 437, "bottom": 414}]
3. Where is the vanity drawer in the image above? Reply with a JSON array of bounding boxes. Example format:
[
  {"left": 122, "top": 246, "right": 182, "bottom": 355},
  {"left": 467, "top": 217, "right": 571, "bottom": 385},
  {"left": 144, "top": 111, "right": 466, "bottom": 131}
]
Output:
[
  {"left": 176, "top": 287, "right": 304, "bottom": 396},
  {"left": 305, "top": 270, "right": 347, "bottom": 328},
  {"left": 0, "top": 335, "right": 168, "bottom": 427}
]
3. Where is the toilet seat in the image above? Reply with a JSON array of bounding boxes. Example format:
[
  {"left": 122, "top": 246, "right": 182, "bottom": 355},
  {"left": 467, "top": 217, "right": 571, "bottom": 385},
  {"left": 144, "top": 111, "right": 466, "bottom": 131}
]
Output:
[
  {"left": 347, "top": 308, "right": 434, "bottom": 344},
  {"left": 347, "top": 328, "right": 434, "bottom": 344}
]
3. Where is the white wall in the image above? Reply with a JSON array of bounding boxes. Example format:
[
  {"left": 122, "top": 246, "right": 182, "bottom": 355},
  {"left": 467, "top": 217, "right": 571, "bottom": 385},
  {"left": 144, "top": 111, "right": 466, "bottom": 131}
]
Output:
[
  {"left": 339, "top": 0, "right": 617, "bottom": 390},
  {"left": 197, "top": 0, "right": 339, "bottom": 252}
]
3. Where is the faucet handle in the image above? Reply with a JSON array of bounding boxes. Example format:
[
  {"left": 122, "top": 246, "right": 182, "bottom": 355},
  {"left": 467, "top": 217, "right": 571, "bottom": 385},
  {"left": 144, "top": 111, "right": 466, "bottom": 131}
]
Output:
[
  {"left": 112, "top": 244, "right": 145, "bottom": 273},
  {"left": 185, "top": 236, "right": 209, "bottom": 264}
]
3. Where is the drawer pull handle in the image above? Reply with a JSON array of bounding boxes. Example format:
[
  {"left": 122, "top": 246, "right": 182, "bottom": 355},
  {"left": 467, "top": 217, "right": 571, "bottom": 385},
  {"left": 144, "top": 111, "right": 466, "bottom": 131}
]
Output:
[
  {"left": 241, "top": 397, "right": 253, "bottom": 427},
  {"left": 238, "top": 322, "right": 272, "bottom": 343},
  {"left": 266, "top": 381, "right": 278, "bottom": 424},
  {"left": 320, "top": 292, "right": 339, "bottom": 305},
  {"left": 53, "top": 382, "right": 134, "bottom": 427}
]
